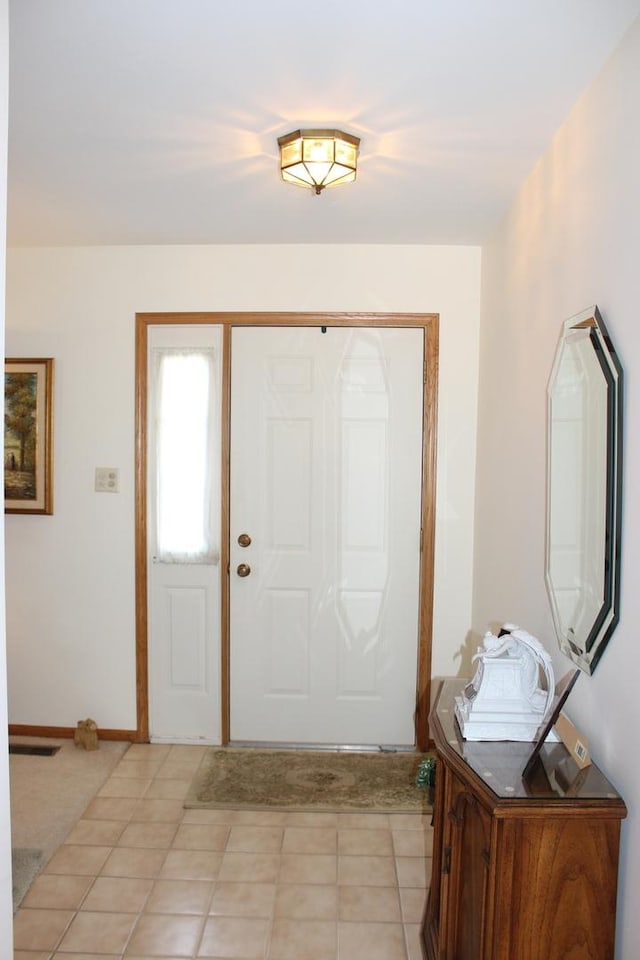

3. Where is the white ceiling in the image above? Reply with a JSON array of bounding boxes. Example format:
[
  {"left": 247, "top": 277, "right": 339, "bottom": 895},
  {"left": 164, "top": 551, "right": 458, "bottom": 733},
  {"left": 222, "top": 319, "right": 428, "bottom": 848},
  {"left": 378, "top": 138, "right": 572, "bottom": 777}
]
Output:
[{"left": 7, "top": 0, "right": 640, "bottom": 246}]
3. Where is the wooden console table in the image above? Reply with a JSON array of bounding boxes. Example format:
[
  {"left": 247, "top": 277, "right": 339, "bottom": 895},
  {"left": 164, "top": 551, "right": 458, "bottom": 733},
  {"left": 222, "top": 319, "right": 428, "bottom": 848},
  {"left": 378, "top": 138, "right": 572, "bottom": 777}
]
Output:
[{"left": 422, "top": 679, "right": 627, "bottom": 960}]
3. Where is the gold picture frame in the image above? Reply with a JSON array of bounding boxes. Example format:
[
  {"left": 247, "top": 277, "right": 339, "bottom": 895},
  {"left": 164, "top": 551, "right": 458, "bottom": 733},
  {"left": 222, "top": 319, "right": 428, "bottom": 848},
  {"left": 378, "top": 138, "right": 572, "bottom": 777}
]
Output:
[{"left": 5, "top": 358, "right": 54, "bottom": 515}]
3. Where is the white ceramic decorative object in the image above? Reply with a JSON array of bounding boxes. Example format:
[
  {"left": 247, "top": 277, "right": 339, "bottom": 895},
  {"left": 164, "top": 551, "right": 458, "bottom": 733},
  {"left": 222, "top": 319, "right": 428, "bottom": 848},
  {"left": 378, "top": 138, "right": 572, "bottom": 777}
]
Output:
[{"left": 454, "top": 625, "right": 556, "bottom": 741}]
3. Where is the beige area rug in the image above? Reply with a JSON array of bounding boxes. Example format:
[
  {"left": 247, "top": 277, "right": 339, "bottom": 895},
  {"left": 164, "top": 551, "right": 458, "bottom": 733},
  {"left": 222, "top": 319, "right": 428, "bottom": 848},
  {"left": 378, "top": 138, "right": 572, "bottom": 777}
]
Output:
[{"left": 185, "top": 748, "right": 432, "bottom": 813}]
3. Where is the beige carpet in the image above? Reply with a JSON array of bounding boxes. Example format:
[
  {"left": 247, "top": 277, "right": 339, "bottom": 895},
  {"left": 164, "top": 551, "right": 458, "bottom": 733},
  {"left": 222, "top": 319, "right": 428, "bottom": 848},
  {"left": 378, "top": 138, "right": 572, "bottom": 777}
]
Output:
[
  {"left": 9, "top": 735, "right": 128, "bottom": 910},
  {"left": 185, "top": 748, "right": 432, "bottom": 813}
]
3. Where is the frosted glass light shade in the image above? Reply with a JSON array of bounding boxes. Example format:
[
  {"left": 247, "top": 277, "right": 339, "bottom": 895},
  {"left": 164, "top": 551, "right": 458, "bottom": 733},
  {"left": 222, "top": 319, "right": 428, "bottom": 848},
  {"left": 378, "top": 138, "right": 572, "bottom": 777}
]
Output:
[{"left": 278, "top": 129, "right": 360, "bottom": 194}]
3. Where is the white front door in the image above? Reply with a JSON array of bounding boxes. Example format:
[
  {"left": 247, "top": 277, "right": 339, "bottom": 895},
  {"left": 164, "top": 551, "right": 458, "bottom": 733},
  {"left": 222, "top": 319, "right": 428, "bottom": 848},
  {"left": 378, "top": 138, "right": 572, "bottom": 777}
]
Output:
[
  {"left": 147, "top": 324, "right": 223, "bottom": 743},
  {"left": 229, "top": 325, "right": 424, "bottom": 746}
]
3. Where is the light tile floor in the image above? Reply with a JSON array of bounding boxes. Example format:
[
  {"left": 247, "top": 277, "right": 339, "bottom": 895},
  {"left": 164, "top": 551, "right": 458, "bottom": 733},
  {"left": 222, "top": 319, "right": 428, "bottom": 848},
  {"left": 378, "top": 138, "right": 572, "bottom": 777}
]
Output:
[{"left": 13, "top": 743, "right": 432, "bottom": 959}]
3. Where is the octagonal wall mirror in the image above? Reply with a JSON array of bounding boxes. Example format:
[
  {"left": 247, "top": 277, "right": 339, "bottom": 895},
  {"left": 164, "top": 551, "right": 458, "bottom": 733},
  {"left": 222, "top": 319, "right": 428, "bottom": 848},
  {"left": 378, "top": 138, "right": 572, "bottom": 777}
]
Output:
[{"left": 545, "top": 305, "right": 623, "bottom": 674}]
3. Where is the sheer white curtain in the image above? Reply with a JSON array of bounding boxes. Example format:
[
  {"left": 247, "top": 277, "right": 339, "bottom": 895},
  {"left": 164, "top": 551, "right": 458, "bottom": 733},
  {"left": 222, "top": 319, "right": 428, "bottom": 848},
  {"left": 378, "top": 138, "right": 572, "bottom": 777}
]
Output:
[{"left": 153, "top": 347, "right": 218, "bottom": 564}]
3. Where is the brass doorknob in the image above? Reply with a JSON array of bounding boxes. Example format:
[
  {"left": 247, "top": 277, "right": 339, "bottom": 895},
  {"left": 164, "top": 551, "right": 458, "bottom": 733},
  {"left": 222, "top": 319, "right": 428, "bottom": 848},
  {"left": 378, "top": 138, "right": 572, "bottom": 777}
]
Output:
[
  {"left": 237, "top": 533, "right": 252, "bottom": 547},
  {"left": 236, "top": 563, "right": 251, "bottom": 578}
]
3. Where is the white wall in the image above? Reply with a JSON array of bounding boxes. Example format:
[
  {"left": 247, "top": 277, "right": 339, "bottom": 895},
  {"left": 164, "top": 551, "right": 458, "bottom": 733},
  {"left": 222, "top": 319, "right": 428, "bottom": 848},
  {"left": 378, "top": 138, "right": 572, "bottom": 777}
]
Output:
[
  {"left": 0, "top": 0, "right": 12, "bottom": 951},
  {"left": 5, "top": 244, "right": 480, "bottom": 730},
  {"left": 476, "top": 16, "right": 640, "bottom": 958}
]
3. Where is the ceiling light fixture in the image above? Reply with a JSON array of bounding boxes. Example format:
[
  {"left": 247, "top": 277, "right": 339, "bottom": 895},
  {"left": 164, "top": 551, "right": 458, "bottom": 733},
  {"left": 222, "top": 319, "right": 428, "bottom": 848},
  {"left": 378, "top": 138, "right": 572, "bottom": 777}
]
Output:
[{"left": 277, "top": 129, "right": 360, "bottom": 195}]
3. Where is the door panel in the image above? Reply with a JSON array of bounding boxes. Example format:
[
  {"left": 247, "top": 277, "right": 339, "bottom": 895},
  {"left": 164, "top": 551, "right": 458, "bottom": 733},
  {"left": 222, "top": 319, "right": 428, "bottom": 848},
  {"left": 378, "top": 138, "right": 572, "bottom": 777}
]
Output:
[
  {"left": 147, "top": 325, "right": 223, "bottom": 743},
  {"left": 229, "top": 325, "right": 424, "bottom": 745}
]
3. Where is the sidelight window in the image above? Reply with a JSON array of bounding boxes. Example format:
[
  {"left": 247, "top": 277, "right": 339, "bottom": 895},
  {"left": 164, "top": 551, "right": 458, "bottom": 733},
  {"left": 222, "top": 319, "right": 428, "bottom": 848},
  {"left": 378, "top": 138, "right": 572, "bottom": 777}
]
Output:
[{"left": 153, "top": 348, "right": 218, "bottom": 564}]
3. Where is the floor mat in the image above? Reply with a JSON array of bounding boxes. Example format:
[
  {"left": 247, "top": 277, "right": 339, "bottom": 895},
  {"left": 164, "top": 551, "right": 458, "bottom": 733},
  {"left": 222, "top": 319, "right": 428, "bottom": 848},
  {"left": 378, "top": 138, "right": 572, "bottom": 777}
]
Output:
[
  {"left": 185, "top": 747, "right": 432, "bottom": 813},
  {"left": 12, "top": 847, "right": 45, "bottom": 911}
]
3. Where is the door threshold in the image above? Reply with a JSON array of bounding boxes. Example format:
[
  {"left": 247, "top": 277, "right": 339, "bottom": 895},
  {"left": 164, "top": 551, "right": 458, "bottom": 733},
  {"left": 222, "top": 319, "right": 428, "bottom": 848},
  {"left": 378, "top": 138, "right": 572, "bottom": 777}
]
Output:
[
  {"left": 228, "top": 740, "right": 416, "bottom": 753},
  {"left": 150, "top": 737, "right": 221, "bottom": 746}
]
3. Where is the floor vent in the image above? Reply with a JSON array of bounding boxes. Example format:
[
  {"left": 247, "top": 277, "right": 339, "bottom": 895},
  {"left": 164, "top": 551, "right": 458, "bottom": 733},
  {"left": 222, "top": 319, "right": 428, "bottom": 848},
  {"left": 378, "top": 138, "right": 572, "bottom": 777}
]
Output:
[{"left": 9, "top": 744, "right": 61, "bottom": 757}]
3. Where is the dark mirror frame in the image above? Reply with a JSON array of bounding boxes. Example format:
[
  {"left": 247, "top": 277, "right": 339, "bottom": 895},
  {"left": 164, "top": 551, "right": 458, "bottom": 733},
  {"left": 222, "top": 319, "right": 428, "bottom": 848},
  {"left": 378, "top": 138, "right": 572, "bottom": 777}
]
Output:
[{"left": 545, "top": 305, "right": 623, "bottom": 674}]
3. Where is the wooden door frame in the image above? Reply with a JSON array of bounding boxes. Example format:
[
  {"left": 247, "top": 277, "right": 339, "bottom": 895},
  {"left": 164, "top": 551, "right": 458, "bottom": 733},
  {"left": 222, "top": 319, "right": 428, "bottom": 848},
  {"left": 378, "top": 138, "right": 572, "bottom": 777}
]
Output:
[{"left": 135, "top": 311, "right": 438, "bottom": 749}]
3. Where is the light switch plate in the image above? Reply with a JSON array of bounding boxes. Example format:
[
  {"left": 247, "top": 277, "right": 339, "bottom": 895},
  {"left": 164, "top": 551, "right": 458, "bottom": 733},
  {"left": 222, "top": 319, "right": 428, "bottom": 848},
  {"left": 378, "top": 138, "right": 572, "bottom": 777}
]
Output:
[{"left": 95, "top": 467, "right": 119, "bottom": 493}]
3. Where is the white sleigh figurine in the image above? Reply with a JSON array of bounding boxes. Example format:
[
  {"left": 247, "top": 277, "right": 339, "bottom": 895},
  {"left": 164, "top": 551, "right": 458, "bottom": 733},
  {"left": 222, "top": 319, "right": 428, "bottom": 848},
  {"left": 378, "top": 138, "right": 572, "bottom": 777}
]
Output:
[{"left": 454, "top": 624, "right": 556, "bottom": 741}]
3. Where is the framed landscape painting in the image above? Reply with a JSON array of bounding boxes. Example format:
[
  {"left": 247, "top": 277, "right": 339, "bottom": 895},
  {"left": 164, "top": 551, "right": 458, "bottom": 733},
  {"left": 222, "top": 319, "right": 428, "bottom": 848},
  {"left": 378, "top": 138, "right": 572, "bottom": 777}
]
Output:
[{"left": 5, "top": 358, "right": 54, "bottom": 514}]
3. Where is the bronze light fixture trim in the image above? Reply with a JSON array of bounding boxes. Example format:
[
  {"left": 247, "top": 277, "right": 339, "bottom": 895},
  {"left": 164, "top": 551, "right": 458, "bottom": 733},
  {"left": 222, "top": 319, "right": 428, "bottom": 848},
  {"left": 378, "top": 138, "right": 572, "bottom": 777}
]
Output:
[{"left": 277, "top": 129, "right": 360, "bottom": 195}]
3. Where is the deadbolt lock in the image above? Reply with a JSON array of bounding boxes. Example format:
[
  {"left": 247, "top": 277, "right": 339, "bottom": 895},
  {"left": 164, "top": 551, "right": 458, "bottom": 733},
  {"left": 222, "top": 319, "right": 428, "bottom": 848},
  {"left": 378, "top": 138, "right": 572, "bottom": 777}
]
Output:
[{"left": 237, "top": 533, "right": 252, "bottom": 547}]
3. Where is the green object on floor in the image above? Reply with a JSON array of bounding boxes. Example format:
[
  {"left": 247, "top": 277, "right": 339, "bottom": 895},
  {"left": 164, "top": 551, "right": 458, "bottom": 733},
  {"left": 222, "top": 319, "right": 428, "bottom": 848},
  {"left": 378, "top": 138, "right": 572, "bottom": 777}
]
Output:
[{"left": 416, "top": 756, "right": 436, "bottom": 789}]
